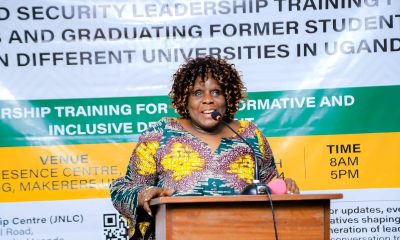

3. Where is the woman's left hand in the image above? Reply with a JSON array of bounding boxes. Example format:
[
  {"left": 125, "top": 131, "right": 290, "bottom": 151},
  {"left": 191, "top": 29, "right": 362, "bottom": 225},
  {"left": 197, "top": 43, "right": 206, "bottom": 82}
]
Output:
[{"left": 284, "top": 178, "right": 300, "bottom": 194}]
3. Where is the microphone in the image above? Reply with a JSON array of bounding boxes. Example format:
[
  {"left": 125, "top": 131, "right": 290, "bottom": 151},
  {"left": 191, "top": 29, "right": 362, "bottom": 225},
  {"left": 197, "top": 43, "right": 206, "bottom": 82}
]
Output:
[
  {"left": 211, "top": 111, "right": 282, "bottom": 240},
  {"left": 211, "top": 111, "right": 271, "bottom": 195}
]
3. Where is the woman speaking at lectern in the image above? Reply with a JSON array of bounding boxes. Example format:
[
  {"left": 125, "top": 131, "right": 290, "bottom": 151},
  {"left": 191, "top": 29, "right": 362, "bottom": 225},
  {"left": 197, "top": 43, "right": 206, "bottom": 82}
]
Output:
[{"left": 110, "top": 55, "right": 299, "bottom": 239}]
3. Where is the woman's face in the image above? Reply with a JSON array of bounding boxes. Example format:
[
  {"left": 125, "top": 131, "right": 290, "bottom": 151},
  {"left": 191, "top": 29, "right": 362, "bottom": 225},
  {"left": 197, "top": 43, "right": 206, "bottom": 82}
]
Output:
[{"left": 187, "top": 76, "right": 226, "bottom": 132}]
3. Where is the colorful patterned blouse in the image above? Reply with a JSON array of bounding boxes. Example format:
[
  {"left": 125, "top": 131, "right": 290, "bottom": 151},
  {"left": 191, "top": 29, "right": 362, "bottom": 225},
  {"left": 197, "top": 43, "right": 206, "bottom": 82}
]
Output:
[{"left": 110, "top": 117, "right": 278, "bottom": 239}]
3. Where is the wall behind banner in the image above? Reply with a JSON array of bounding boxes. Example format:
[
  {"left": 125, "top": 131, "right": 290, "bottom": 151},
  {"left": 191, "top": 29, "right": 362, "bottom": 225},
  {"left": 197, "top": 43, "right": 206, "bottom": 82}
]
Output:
[{"left": 1, "top": 0, "right": 399, "bottom": 239}]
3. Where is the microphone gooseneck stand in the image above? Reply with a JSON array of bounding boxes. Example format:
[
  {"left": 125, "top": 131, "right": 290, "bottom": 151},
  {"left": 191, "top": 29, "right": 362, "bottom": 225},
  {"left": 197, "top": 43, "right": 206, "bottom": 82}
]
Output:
[{"left": 211, "top": 111, "right": 279, "bottom": 240}]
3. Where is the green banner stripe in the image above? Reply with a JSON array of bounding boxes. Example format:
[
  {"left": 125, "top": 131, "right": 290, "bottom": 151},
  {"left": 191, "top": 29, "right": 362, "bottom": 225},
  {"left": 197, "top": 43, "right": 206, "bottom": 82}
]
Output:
[
  {"left": 238, "top": 85, "right": 400, "bottom": 137},
  {"left": 0, "top": 85, "right": 399, "bottom": 147}
]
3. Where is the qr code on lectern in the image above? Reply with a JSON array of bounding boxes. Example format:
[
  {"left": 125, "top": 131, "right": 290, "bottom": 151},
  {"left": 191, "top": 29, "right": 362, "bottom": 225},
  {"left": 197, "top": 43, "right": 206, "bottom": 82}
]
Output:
[{"left": 103, "top": 213, "right": 129, "bottom": 240}]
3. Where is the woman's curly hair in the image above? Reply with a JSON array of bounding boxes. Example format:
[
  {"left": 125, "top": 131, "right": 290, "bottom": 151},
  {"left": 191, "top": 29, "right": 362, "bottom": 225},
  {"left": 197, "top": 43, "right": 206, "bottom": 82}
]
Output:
[{"left": 169, "top": 56, "right": 247, "bottom": 122}]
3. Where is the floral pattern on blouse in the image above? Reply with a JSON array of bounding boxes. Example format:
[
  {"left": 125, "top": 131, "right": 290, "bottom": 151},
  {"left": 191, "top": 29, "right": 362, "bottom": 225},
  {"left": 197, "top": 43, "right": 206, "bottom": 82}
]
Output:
[{"left": 110, "top": 117, "right": 278, "bottom": 239}]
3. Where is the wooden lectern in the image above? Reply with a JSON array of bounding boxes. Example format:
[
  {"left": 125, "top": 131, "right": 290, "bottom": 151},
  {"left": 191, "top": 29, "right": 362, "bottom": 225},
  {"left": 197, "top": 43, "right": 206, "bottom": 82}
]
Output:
[{"left": 150, "top": 193, "right": 342, "bottom": 240}]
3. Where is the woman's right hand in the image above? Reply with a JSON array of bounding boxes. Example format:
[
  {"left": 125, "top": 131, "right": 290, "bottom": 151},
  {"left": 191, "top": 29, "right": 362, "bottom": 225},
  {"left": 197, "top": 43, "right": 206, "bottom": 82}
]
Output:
[{"left": 138, "top": 187, "right": 174, "bottom": 217}]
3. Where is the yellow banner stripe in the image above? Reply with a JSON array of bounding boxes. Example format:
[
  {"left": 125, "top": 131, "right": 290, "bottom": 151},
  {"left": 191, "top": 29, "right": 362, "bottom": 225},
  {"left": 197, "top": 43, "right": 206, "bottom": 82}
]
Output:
[
  {"left": 270, "top": 132, "right": 400, "bottom": 190},
  {"left": 1, "top": 132, "right": 398, "bottom": 202},
  {"left": 0, "top": 143, "right": 134, "bottom": 202}
]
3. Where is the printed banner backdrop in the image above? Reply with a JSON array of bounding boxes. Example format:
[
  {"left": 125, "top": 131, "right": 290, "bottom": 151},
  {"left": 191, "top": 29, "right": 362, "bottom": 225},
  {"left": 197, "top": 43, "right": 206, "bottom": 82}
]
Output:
[{"left": 1, "top": 0, "right": 399, "bottom": 239}]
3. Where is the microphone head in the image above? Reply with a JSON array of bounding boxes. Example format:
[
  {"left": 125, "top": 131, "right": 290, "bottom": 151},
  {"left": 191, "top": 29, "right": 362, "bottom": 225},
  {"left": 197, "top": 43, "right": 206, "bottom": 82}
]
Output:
[
  {"left": 211, "top": 111, "right": 222, "bottom": 121},
  {"left": 267, "top": 179, "right": 287, "bottom": 194}
]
